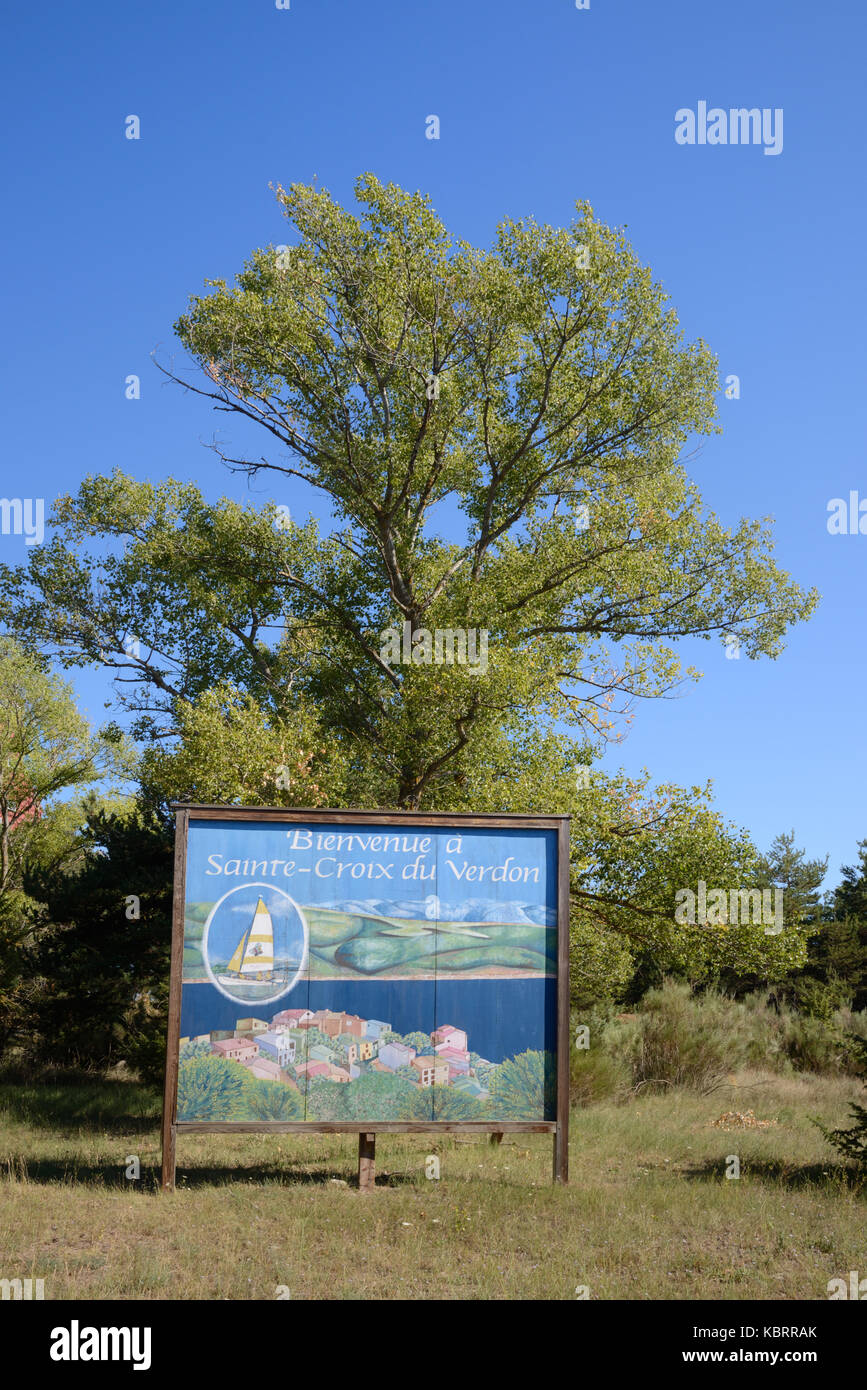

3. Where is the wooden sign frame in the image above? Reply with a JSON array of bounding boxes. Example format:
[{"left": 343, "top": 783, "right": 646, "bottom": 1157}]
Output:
[{"left": 161, "top": 806, "right": 570, "bottom": 1189}]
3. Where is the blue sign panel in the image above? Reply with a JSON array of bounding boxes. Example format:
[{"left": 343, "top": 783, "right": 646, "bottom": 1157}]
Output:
[{"left": 175, "top": 815, "right": 561, "bottom": 1124}]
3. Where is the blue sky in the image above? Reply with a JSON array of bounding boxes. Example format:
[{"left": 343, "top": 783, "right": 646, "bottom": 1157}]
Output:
[{"left": 2, "top": 0, "right": 865, "bottom": 887}]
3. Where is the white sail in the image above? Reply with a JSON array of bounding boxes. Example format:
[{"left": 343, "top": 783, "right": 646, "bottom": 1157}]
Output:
[{"left": 239, "top": 898, "right": 275, "bottom": 974}]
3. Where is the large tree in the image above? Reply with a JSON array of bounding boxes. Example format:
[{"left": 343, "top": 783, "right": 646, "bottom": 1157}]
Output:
[
  {"left": 0, "top": 175, "right": 816, "bottom": 811},
  {"left": 0, "top": 637, "right": 133, "bottom": 1055},
  {"left": 0, "top": 177, "right": 818, "bottom": 1002},
  {"left": 791, "top": 842, "right": 867, "bottom": 1015},
  {"left": 23, "top": 804, "right": 173, "bottom": 1079},
  {"left": 0, "top": 636, "right": 131, "bottom": 901}
]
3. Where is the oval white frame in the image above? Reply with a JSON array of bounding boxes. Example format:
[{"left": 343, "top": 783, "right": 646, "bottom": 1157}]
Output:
[{"left": 201, "top": 881, "right": 309, "bottom": 1006}]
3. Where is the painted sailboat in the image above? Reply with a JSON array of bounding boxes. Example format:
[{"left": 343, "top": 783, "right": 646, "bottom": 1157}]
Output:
[{"left": 217, "top": 897, "right": 290, "bottom": 987}]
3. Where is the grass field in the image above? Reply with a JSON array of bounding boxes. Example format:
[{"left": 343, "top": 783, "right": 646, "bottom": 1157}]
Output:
[{"left": 1, "top": 1070, "right": 865, "bottom": 1300}]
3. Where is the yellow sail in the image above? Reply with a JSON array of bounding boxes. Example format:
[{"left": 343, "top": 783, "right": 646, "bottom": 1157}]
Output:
[
  {"left": 226, "top": 933, "right": 246, "bottom": 973},
  {"left": 240, "top": 897, "right": 275, "bottom": 974},
  {"left": 220, "top": 898, "right": 278, "bottom": 981}
]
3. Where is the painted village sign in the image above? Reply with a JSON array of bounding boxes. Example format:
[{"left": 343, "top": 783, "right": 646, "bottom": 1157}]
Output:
[{"left": 161, "top": 808, "right": 570, "bottom": 1187}]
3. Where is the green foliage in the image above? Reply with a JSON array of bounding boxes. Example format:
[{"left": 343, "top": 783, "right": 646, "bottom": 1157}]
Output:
[
  {"left": 630, "top": 981, "right": 739, "bottom": 1094},
  {"left": 815, "top": 1034, "right": 867, "bottom": 1169},
  {"left": 430, "top": 1086, "right": 485, "bottom": 1119},
  {"left": 1, "top": 177, "right": 815, "bottom": 813},
  {"left": 788, "top": 967, "right": 856, "bottom": 1021},
  {"left": 569, "top": 1010, "right": 632, "bottom": 1106},
  {"left": 0, "top": 181, "right": 820, "bottom": 1000},
  {"left": 712, "top": 831, "right": 828, "bottom": 997},
  {"left": 0, "top": 636, "right": 134, "bottom": 892},
  {"left": 761, "top": 830, "right": 828, "bottom": 925},
  {"left": 607, "top": 984, "right": 867, "bottom": 1094},
  {"left": 572, "top": 782, "right": 811, "bottom": 1004},
  {"left": 790, "top": 842, "right": 867, "bottom": 1014},
  {"left": 0, "top": 638, "right": 135, "bottom": 1056},
  {"left": 245, "top": 1079, "right": 304, "bottom": 1121},
  {"left": 307, "top": 1070, "right": 429, "bottom": 1121},
  {"left": 569, "top": 1047, "right": 630, "bottom": 1107},
  {"left": 393, "top": 1064, "right": 420, "bottom": 1084},
  {"left": 487, "top": 1049, "right": 555, "bottom": 1119},
  {"left": 176, "top": 1055, "right": 252, "bottom": 1121},
  {"left": 471, "top": 1057, "right": 497, "bottom": 1089},
  {"left": 122, "top": 1011, "right": 170, "bottom": 1090},
  {"left": 736, "top": 994, "right": 860, "bottom": 1075},
  {"left": 777, "top": 1011, "right": 854, "bottom": 1075},
  {"left": 0, "top": 179, "right": 826, "bottom": 1046},
  {"left": 138, "top": 682, "right": 346, "bottom": 812},
  {"left": 22, "top": 806, "right": 173, "bottom": 1079}
]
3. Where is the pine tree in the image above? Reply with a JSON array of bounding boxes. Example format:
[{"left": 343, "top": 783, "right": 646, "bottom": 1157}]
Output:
[
  {"left": 792, "top": 841, "right": 867, "bottom": 1015},
  {"left": 816, "top": 1034, "right": 867, "bottom": 1169},
  {"left": 24, "top": 806, "right": 173, "bottom": 1080}
]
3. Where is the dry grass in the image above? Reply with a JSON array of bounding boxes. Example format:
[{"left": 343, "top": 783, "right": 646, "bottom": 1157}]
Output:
[{"left": 0, "top": 1069, "right": 864, "bottom": 1300}]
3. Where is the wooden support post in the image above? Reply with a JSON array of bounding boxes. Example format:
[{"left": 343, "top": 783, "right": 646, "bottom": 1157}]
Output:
[
  {"left": 490, "top": 1131, "right": 504, "bottom": 1145},
  {"left": 554, "top": 818, "right": 570, "bottom": 1185},
  {"left": 358, "top": 1132, "right": 376, "bottom": 1192},
  {"left": 161, "top": 1123, "right": 177, "bottom": 1193},
  {"left": 160, "top": 810, "right": 188, "bottom": 1194},
  {"left": 553, "top": 1126, "right": 568, "bottom": 1185}
]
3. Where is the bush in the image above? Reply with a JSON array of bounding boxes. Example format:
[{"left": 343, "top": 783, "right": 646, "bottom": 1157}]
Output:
[
  {"left": 816, "top": 1034, "right": 867, "bottom": 1170},
  {"left": 23, "top": 808, "right": 173, "bottom": 1076},
  {"left": 569, "top": 1005, "right": 633, "bottom": 1105},
  {"left": 790, "top": 972, "right": 854, "bottom": 1021},
  {"left": 487, "top": 1050, "right": 557, "bottom": 1120},
  {"left": 834, "top": 1008, "right": 867, "bottom": 1069},
  {"left": 736, "top": 993, "right": 792, "bottom": 1071},
  {"left": 630, "top": 981, "right": 743, "bottom": 1094},
  {"left": 176, "top": 1055, "right": 252, "bottom": 1121},
  {"left": 779, "top": 1012, "right": 851, "bottom": 1074},
  {"left": 568, "top": 983, "right": 867, "bottom": 1106},
  {"left": 122, "top": 1013, "right": 168, "bottom": 1091},
  {"left": 570, "top": 1046, "right": 630, "bottom": 1106},
  {"left": 737, "top": 994, "right": 866, "bottom": 1075}
]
